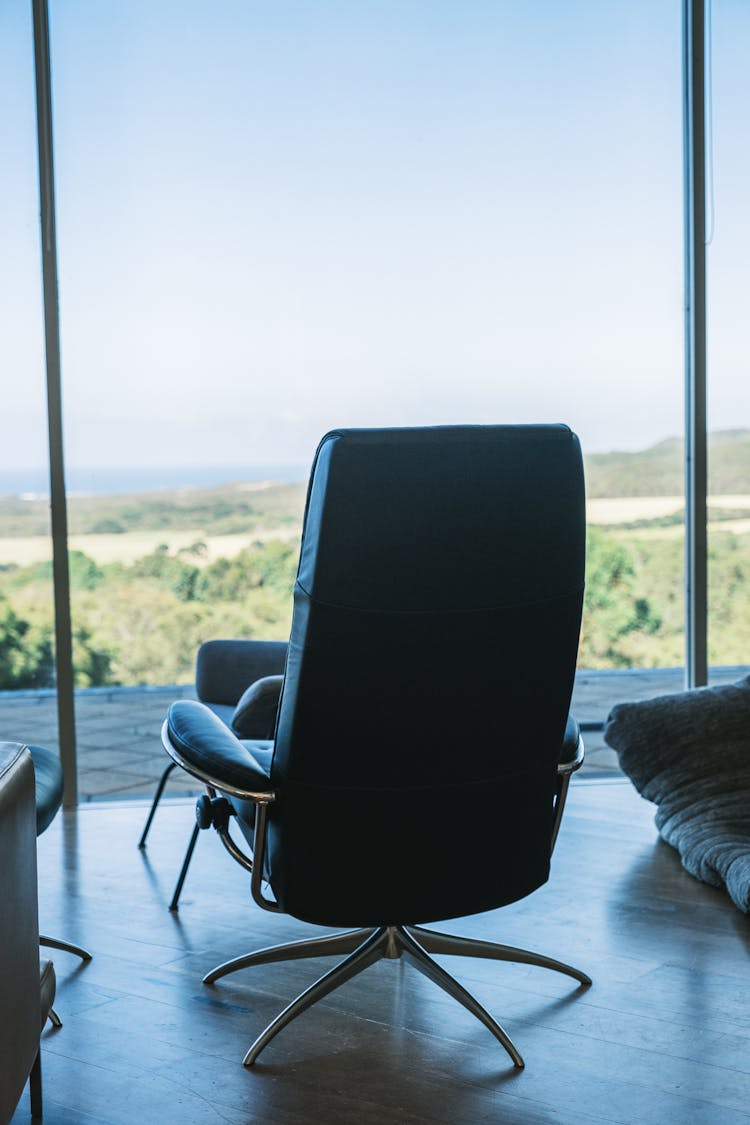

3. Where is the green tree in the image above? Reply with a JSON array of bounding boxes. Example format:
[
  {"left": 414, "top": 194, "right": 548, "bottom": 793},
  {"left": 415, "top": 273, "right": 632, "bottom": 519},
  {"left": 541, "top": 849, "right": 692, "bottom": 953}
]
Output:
[
  {"left": 581, "top": 528, "right": 662, "bottom": 667},
  {"left": 196, "top": 540, "right": 297, "bottom": 602},
  {"left": 130, "top": 549, "right": 199, "bottom": 602},
  {"left": 72, "top": 623, "right": 115, "bottom": 688},
  {"left": 0, "top": 600, "right": 55, "bottom": 688}
]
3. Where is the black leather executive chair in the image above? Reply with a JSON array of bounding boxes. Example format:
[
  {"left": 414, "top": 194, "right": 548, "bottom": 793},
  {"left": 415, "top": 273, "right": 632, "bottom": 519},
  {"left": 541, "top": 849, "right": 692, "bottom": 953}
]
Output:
[{"left": 162, "top": 425, "right": 590, "bottom": 1069}]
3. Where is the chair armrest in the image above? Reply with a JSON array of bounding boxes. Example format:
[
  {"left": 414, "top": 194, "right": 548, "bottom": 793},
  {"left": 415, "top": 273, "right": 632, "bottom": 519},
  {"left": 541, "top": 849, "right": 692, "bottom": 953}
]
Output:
[
  {"left": 550, "top": 716, "right": 583, "bottom": 854},
  {"left": 196, "top": 639, "right": 288, "bottom": 706},
  {"left": 557, "top": 715, "right": 584, "bottom": 775},
  {"left": 164, "top": 701, "right": 275, "bottom": 802}
]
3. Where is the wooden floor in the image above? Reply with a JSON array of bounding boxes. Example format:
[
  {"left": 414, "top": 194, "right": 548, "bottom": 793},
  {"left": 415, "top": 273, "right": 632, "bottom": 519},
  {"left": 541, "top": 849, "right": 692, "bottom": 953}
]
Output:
[{"left": 14, "top": 781, "right": 750, "bottom": 1125}]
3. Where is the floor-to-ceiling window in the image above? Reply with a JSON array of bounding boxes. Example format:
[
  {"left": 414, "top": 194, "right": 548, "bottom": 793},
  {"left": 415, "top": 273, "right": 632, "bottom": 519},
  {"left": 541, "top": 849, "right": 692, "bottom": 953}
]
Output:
[
  {"left": 3, "top": 1, "right": 691, "bottom": 793},
  {"left": 0, "top": 1, "right": 60, "bottom": 753},
  {"left": 706, "top": 0, "right": 750, "bottom": 683}
]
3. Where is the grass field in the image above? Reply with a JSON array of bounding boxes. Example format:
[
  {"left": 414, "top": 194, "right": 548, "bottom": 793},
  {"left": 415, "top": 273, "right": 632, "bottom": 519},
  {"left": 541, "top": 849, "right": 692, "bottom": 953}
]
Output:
[
  {"left": 3, "top": 495, "right": 750, "bottom": 566},
  {"left": 587, "top": 494, "right": 750, "bottom": 540},
  {"left": 586, "top": 496, "right": 684, "bottom": 524},
  {"left": 0, "top": 524, "right": 301, "bottom": 567},
  {"left": 587, "top": 494, "right": 750, "bottom": 523}
]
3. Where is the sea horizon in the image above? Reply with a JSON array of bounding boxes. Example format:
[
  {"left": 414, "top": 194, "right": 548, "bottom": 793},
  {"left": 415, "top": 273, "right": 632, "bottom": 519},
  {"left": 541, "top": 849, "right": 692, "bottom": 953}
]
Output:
[{"left": 0, "top": 464, "right": 308, "bottom": 498}]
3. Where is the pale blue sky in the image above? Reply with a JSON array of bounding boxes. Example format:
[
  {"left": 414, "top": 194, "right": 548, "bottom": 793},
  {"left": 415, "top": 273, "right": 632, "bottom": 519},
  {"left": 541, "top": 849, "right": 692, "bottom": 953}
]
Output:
[{"left": 1, "top": 1, "right": 748, "bottom": 475}]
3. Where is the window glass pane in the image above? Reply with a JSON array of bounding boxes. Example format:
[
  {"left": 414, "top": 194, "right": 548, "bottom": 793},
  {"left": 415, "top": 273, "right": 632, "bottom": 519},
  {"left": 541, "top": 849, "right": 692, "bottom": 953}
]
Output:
[
  {"left": 48, "top": 1, "right": 684, "bottom": 792},
  {"left": 0, "top": 3, "right": 59, "bottom": 753},
  {"left": 707, "top": 0, "right": 750, "bottom": 686}
]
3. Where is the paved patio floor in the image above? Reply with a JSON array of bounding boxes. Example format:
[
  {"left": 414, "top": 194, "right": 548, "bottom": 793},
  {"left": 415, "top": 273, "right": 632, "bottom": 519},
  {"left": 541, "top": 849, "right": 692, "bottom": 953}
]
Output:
[{"left": 1, "top": 665, "right": 748, "bottom": 801}]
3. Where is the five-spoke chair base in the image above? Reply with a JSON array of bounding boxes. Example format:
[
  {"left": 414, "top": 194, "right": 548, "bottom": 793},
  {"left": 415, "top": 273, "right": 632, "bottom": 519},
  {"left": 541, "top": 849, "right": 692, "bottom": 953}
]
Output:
[{"left": 204, "top": 924, "right": 591, "bottom": 1069}]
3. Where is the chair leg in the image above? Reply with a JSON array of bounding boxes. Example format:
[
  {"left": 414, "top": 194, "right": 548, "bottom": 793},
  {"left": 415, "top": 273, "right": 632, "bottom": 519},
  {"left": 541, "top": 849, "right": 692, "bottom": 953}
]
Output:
[
  {"left": 138, "top": 761, "right": 178, "bottom": 848},
  {"left": 168, "top": 822, "right": 201, "bottom": 912},
  {"left": 48, "top": 1007, "right": 63, "bottom": 1029},
  {"left": 39, "top": 934, "right": 92, "bottom": 962},
  {"left": 243, "top": 927, "right": 389, "bottom": 1066},
  {"left": 29, "top": 1048, "right": 43, "bottom": 1119},
  {"left": 408, "top": 925, "right": 592, "bottom": 987},
  {"left": 398, "top": 926, "right": 525, "bottom": 1069},
  {"left": 204, "top": 927, "right": 376, "bottom": 983}
]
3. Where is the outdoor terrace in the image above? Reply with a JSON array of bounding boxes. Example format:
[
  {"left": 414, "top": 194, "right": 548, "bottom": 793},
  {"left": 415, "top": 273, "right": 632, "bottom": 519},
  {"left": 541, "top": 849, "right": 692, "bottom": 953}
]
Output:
[{"left": 2, "top": 665, "right": 749, "bottom": 800}]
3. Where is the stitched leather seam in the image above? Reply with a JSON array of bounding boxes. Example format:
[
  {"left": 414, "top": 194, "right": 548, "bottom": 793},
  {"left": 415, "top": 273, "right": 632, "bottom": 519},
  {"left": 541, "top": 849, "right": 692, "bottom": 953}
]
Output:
[{"left": 293, "top": 582, "right": 584, "bottom": 616}]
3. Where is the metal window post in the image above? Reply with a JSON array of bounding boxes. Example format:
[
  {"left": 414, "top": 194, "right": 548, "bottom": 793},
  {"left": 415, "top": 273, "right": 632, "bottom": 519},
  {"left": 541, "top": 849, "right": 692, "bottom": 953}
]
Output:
[
  {"left": 683, "top": 0, "right": 708, "bottom": 689},
  {"left": 32, "top": 0, "right": 77, "bottom": 805}
]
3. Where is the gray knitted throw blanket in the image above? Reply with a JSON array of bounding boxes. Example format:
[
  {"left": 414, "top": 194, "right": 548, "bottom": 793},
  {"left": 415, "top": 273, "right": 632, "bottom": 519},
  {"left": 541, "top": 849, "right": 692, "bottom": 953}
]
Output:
[{"left": 604, "top": 675, "right": 750, "bottom": 913}]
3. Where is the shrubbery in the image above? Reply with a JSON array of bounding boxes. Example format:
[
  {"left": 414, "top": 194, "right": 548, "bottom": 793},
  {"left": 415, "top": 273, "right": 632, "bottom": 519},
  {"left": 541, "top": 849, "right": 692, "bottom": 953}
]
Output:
[
  {"left": 2, "top": 525, "right": 749, "bottom": 689},
  {"left": 0, "top": 540, "right": 299, "bottom": 688}
]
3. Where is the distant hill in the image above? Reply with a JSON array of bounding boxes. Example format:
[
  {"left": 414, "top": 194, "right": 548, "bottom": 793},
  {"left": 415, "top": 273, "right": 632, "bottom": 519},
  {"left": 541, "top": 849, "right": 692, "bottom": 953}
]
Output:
[
  {"left": 0, "top": 479, "right": 307, "bottom": 538},
  {"left": 585, "top": 430, "right": 750, "bottom": 497}
]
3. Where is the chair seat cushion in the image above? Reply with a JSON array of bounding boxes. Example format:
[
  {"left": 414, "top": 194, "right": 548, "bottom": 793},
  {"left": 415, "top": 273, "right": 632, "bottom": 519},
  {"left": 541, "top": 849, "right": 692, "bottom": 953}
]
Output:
[
  {"left": 28, "top": 745, "right": 63, "bottom": 837},
  {"left": 239, "top": 740, "right": 274, "bottom": 774},
  {"left": 167, "top": 701, "right": 273, "bottom": 795},
  {"left": 204, "top": 702, "right": 234, "bottom": 728}
]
